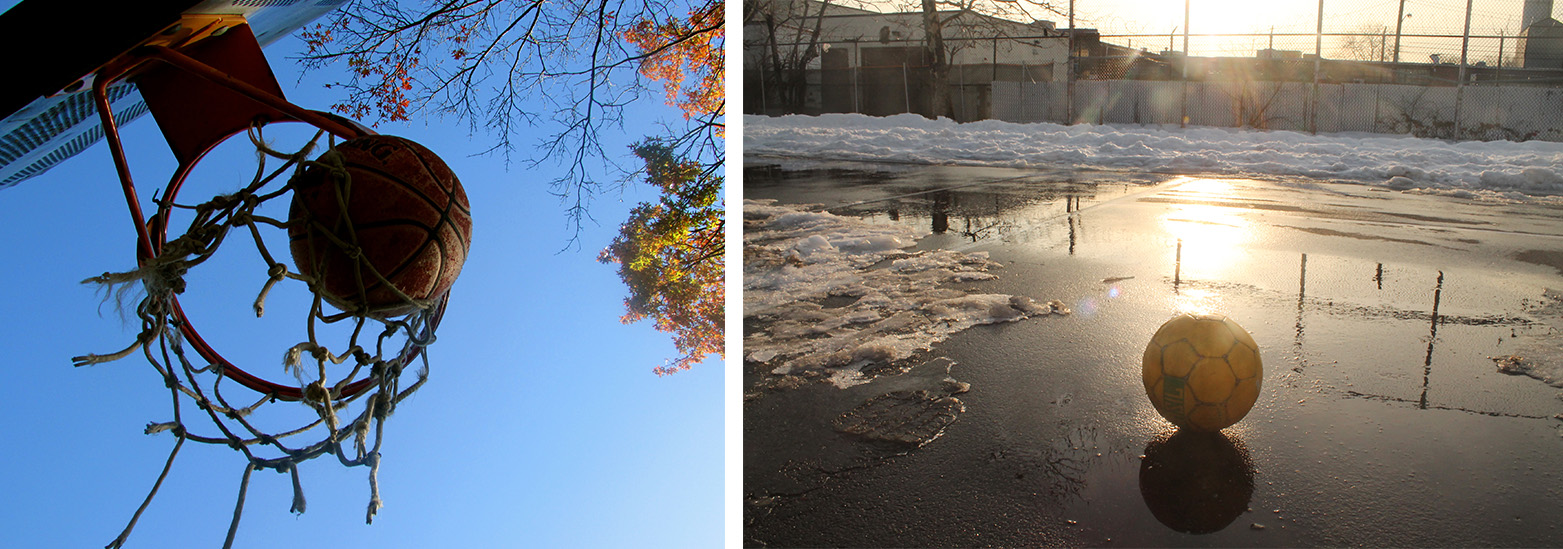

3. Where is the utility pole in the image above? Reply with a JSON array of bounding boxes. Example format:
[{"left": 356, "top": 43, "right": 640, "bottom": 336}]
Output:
[
  {"left": 1498, "top": 30, "right": 1505, "bottom": 70},
  {"left": 1393, "top": 0, "right": 1406, "bottom": 63},
  {"left": 1311, "top": 0, "right": 1322, "bottom": 134},
  {"left": 1067, "top": 0, "right": 1075, "bottom": 124},
  {"left": 1181, "top": 0, "right": 1190, "bottom": 127},
  {"left": 1455, "top": 0, "right": 1472, "bottom": 138}
]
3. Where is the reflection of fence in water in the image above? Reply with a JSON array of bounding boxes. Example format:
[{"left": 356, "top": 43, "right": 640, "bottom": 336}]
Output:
[{"left": 1174, "top": 251, "right": 1556, "bottom": 420}]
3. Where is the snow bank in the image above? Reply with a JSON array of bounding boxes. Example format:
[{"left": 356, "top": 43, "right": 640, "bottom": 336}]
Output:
[
  {"left": 745, "top": 199, "right": 1066, "bottom": 388},
  {"left": 745, "top": 113, "right": 1563, "bottom": 197}
]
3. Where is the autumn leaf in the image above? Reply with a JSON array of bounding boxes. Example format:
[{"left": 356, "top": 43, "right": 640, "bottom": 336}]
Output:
[{"left": 621, "top": 0, "right": 724, "bottom": 131}]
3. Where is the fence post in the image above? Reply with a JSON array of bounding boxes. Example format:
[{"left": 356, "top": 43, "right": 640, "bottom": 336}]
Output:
[
  {"left": 959, "top": 65, "right": 967, "bottom": 121},
  {"left": 1181, "top": 0, "right": 1190, "bottom": 128},
  {"left": 1067, "top": 0, "right": 1075, "bottom": 125},
  {"left": 1393, "top": 0, "right": 1406, "bottom": 64},
  {"left": 1311, "top": 0, "right": 1322, "bottom": 134},
  {"left": 853, "top": 41, "right": 861, "bottom": 114},
  {"left": 1498, "top": 31, "right": 1505, "bottom": 70},
  {"left": 1021, "top": 71, "right": 1029, "bottom": 121},
  {"left": 1455, "top": 0, "right": 1473, "bottom": 139},
  {"left": 1373, "top": 83, "right": 1381, "bottom": 133},
  {"left": 903, "top": 62, "right": 911, "bottom": 114}
]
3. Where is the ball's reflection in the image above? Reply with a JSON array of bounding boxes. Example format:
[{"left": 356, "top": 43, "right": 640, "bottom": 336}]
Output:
[{"left": 1138, "top": 429, "right": 1255, "bottom": 534}]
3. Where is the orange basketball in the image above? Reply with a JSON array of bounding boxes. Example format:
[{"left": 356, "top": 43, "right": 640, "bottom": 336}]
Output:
[{"left": 288, "top": 135, "right": 472, "bottom": 317}]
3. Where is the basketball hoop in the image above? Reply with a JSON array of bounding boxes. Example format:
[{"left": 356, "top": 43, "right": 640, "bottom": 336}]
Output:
[{"left": 65, "top": 16, "right": 471, "bottom": 549}]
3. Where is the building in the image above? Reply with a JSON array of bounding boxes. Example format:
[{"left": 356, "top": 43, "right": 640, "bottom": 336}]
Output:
[
  {"left": 1522, "top": 17, "right": 1563, "bottom": 69},
  {"left": 744, "top": 0, "right": 1069, "bottom": 119}
]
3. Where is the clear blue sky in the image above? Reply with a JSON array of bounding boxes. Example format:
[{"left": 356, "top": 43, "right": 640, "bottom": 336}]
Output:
[{"left": 0, "top": 5, "right": 723, "bottom": 548}]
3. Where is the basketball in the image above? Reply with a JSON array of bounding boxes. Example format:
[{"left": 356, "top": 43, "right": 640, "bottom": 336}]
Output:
[
  {"left": 288, "top": 135, "right": 472, "bottom": 317},
  {"left": 1141, "top": 314, "right": 1263, "bottom": 432}
]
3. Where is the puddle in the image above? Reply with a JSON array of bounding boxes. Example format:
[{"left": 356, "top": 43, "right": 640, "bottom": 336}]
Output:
[{"left": 745, "top": 161, "right": 1563, "bottom": 547}]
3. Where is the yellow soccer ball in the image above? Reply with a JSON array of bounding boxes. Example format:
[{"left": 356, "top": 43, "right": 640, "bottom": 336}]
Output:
[{"left": 1142, "top": 314, "right": 1263, "bottom": 432}]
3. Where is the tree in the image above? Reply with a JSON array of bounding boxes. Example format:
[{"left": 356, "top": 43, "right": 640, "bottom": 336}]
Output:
[
  {"left": 1337, "top": 25, "right": 1390, "bottom": 62},
  {"left": 914, "top": 0, "right": 1062, "bottom": 118},
  {"left": 599, "top": 142, "right": 724, "bottom": 375},
  {"left": 299, "top": 0, "right": 724, "bottom": 237},
  {"left": 301, "top": 0, "right": 725, "bottom": 372},
  {"left": 623, "top": 0, "right": 725, "bottom": 132},
  {"left": 744, "top": 0, "right": 832, "bottom": 113}
]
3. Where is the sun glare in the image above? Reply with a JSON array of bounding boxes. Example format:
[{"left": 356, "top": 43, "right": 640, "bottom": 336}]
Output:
[{"left": 1160, "top": 179, "right": 1251, "bottom": 314}]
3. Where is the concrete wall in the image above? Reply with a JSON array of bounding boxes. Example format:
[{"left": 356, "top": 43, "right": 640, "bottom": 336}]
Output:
[{"left": 993, "top": 80, "right": 1563, "bottom": 141}]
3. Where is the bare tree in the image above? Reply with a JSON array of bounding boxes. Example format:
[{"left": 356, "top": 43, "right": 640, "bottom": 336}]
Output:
[
  {"left": 299, "top": 0, "right": 724, "bottom": 241},
  {"left": 1336, "top": 25, "right": 1391, "bottom": 62},
  {"left": 915, "top": 0, "right": 1064, "bottom": 118},
  {"left": 745, "top": 0, "right": 833, "bottom": 113}
]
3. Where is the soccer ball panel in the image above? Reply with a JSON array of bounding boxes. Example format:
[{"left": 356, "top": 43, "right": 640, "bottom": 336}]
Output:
[
  {"left": 1189, "top": 358, "right": 1236, "bottom": 403},
  {"left": 1188, "top": 403, "right": 1228, "bottom": 432},
  {"left": 1188, "top": 318, "right": 1237, "bottom": 357},
  {"left": 1227, "top": 343, "right": 1261, "bottom": 380},
  {"left": 1225, "top": 317, "right": 1260, "bottom": 351},
  {"left": 1230, "top": 377, "right": 1261, "bottom": 417},
  {"left": 1143, "top": 342, "right": 1163, "bottom": 391},
  {"left": 1161, "top": 340, "right": 1200, "bottom": 378},
  {"left": 1152, "top": 315, "right": 1197, "bottom": 347}
]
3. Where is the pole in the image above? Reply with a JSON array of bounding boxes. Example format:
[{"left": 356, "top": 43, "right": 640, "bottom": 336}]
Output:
[
  {"left": 1181, "top": 0, "right": 1190, "bottom": 127},
  {"left": 1067, "top": 0, "right": 1075, "bottom": 124},
  {"left": 760, "top": 61, "right": 768, "bottom": 114},
  {"left": 959, "top": 65, "right": 967, "bottom": 121},
  {"left": 1455, "top": 0, "right": 1472, "bottom": 138},
  {"left": 1498, "top": 30, "right": 1505, "bottom": 70},
  {"left": 1311, "top": 0, "right": 1322, "bottom": 134},
  {"left": 853, "top": 41, "right": 861, "bottom": 113},
  {"left": 903, "top": 62, "right": 911, "bottom": 114},
  {"left": 1021, "top": 62, "right": 1028, "bottom": 121},
  {"left": 1393, "top": 0, "right": 1406, "bottom": 63}
]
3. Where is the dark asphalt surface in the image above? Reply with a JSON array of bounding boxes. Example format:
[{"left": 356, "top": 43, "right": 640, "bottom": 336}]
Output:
[{"left": 744, "top": 159, "right": 1563, "bottom": 547}]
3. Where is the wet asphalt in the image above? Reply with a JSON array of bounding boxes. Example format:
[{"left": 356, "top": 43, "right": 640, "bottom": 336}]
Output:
[{"left": 743, "top": 159, "right": 1563, "bottom": 547}]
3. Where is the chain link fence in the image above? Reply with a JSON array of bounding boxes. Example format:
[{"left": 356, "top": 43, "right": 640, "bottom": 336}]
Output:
[{"left": 744, "top": 0, "right": 1563, "bottom": 141}]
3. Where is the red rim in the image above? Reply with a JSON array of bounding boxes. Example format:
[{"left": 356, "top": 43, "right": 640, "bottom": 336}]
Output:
[
  {"left": 93, "top": 45, "right": 443, "bottom": 401},
  {"left": 144, "top": 123, "right": 446, "bottom": 402}
]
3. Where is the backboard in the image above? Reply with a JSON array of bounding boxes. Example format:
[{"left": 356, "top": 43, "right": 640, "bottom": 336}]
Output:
[{"left": 0, "top": 0, "right": 347, "bottom": 189}]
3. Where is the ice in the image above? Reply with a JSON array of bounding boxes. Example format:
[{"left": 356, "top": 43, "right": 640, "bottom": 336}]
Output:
[
  {"left": 1493, "top": 355, "right": 1563, "bottom": 388},
  {"left": 747, "top": 114, "right": 1563, "bottom": 200},
  {"left": 1494, "top": 289, "right": 1563, "bottom": 390},
  {"left": 745, "top": 200, "right": 1065, "bottom": 385}
]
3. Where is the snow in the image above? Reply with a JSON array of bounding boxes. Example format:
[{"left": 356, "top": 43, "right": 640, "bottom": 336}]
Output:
[
  {"left": 1496, "top": 289, "right": 1563, "bottom": 395},
  {"left": 746, "top": 113, "right": 1563, "bottom": 200},
  {"left": 744, "top": 199, "right": 1066, "bottom": 388}
]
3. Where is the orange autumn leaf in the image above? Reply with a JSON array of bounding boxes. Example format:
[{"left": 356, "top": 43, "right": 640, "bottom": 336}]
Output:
[{"left": 621, "top": 0, "right": 723, "bottom": 131}]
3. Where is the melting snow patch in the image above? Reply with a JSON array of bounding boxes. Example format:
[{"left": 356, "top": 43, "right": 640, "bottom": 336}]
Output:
[
  {"left": 1492, "top": 355, "right": 1563, "bottom": 388},
  {"left": 1494, "top": 288, "right": 1563, "bottom": 391},
  {"left": 745, "top": 200, "right": 1065, "bottom": 388}
]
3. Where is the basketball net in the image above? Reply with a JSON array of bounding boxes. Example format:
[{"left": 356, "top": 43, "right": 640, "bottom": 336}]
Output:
[{"left": 77, "top": 124, "right": 437, "bottom": 549}]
